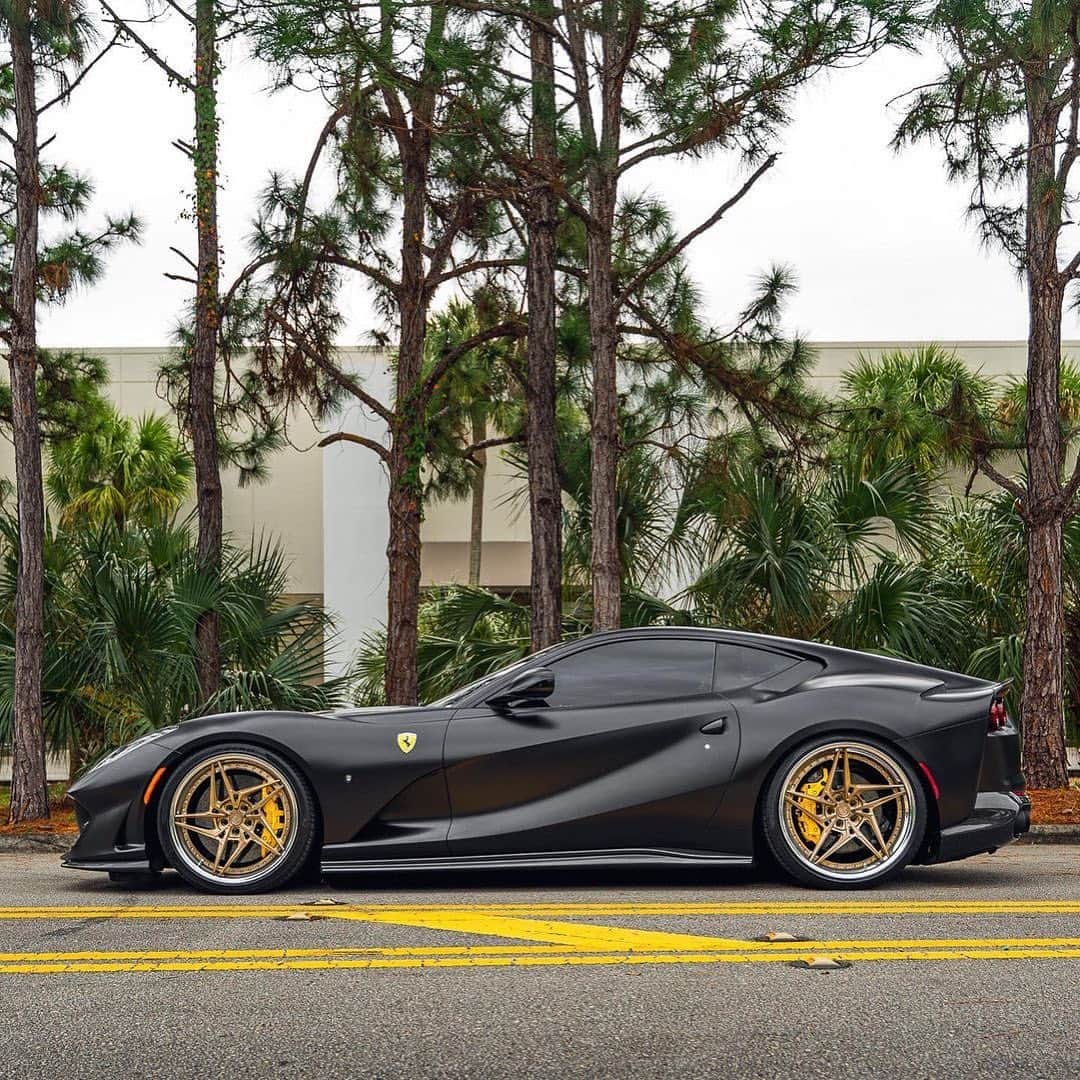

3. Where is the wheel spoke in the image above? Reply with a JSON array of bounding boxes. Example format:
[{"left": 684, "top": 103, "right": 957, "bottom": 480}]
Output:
[
  {"left": 174, "top": 819, "right": 224, "bottom": 841},
  {"left": 251, "top": 782, "right": 286, "bottom": 812},
  {"left": 784, "top": 788, "right": 826, "bottom": 808},
  {"left": 784, "top": 792, "right": 829, "bottom": 828},
  {"left": 233, "top": 779, "right": 272, "bottom": 799},
  {"left": 217, "top": 763, "right": 237, "bottom": 801},
  {"left": 842, "top": 748, "right": 852, "bottom": 794},
  {"left": 221, "top": 835, "right": 254, "bottom": 874},
  {"left": 206, "top": 764, "right": 221, "bottom": 813},
  {"left": 863, "top": 807, "right": 891, "bottom": 856},
  {"left": 863, "top": 791, "right": 905, "bottom": 811},
  {"left": 174, "top": 809, "right": 222, "bottom": 822},
  {"left": 211, "top": 830, "right": 230, "bottom": 873},
  {"left": 253, "top": 821, "right": 285, "bottom": 855},
  {"left": 806, "top": 821, "right": 837, "bottom": 861},
  {"left": 812, "top": 829, "right": 853, "bottom": 865},
  {"left": 823, "top": 749, "right": 842, "bottom": 793},
  {"left": 850, "top": 819, "right": 886, "bottom": 861}
]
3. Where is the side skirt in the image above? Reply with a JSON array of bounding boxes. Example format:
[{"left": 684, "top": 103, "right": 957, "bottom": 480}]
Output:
[{"left": 320, "top": 849, "right": 754, "bottom": 874}]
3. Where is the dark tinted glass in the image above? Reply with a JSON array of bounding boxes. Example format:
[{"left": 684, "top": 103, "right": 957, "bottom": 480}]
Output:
[
  {"left": 714, "top": 644, "right": 797, "bottom": 689},
  {"left": 544, "top": 638, "right": 716, "bottom": 708}
]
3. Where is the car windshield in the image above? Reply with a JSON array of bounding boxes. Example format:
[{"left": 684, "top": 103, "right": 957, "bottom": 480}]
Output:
[{"left": 427, "top": 642, "right": 565, "bottom": 708}]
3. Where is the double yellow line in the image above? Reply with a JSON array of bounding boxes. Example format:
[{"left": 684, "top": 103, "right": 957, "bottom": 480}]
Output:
[
  {"left": 2, "top": 938, "right": 1079, "bottom": 975},
  {"left": 1, "top": 899, "right": 1079, "bottom": 919},
  {"left": 1, "top": 899, "right": 1078, "bottom": 974}
]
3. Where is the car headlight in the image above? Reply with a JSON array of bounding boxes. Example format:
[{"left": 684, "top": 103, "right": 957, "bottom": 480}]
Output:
[{"left": 87, "top": 727, "right": 178, "bottom": 775}]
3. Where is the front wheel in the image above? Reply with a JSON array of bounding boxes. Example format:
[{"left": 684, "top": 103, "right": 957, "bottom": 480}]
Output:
[
  {"left": 762, "top": 737, "right": 926, "bottom": 889},
  {"left": 157, "top": 744, "right": 317, "bottom": 894}
]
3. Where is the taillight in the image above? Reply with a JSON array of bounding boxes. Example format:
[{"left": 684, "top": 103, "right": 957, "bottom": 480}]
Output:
[{"left": 988, "top": 698, "right": 1008, "bottom": 732}]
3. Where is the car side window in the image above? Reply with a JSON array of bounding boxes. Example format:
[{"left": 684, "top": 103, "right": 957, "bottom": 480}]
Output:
[
  {"left": 714, "top": 644, "right": 798, "bottom": 690},
  {"left": 543, "top": 639, "right": 717, "bottom": 708}
]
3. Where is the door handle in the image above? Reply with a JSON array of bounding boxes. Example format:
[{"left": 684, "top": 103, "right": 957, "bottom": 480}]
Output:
[{"left": 700, "top": 716, "right": 727, "bottom": 734}]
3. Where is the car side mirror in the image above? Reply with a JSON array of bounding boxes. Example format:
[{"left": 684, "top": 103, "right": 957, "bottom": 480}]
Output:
[{"left": 488, "top": 667, "right": 555, "bottom": 708}]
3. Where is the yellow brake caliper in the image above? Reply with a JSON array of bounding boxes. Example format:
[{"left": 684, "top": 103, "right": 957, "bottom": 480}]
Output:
[
  {"left": 795, "top": 776, "right": 826, "bottom": 845},
  {"left": 260, "top": 785, "right": 284, "bottom": 853}
]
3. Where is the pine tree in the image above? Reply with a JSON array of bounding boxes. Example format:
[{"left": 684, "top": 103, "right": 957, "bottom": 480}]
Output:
[
  {"left": 896, "top": 0, "right": 1080, "bottom": 788},
  {"left": 100, "top": 0, "right": 229, "bottom": 701},
  {"left": 557, "top": 0, "right": 915, "bottom": 630},
  {"left": 0, "top": 0, "right": 138, "bottom": 821},
  {"left": 237, "top": 0, "right": 524, "bottom": 704}
]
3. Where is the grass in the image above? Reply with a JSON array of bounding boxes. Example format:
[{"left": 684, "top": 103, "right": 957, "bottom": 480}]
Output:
[{"left": 0, "top": 782, "right": 69, "bottom": 815}]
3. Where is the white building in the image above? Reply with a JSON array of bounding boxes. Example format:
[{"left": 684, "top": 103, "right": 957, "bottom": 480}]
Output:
[{"left": 0, "top": 340, "right": 1046, "bottom": 675}]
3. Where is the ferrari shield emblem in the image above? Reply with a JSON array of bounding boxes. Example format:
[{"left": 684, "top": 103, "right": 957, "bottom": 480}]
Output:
[{"left": 396, "top": 731, "right": 418, "bottom": 755}]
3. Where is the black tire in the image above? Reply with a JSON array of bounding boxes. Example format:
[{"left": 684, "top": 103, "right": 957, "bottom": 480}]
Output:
[
  {"left": 762, "top": 735, "right": 927, "bottom": 889},
  {"left": 156, "top": 742, "right": 317, "bottom": 894}
]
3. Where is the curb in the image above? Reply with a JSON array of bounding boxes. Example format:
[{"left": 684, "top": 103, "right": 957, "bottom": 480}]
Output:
[
  {"left": 0, "top": 832, "right": 73, "bottom": 854},
  {"left": 1016, "top": 824, "right": 1080, "bottom": 844}
]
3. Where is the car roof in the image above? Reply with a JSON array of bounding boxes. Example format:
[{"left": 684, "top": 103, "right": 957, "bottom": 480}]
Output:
[{"left": 564, "top": 626, "right": 990, "bottom": 688}]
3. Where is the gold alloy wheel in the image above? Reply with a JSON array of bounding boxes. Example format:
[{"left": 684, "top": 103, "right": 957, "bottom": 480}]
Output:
[
  {"left": 167, "top": 753, "right": 298, "bottom": 885},
  {"left": 778, "top": 742, "right": 915, "bottom": 882}
]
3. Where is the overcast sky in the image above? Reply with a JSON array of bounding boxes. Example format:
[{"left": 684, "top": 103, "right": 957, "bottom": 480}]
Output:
[{"left": 38, "top": 34, "right": 1079, "bottom": 349}]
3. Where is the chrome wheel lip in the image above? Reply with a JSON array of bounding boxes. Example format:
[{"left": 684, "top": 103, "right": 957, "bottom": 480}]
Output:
[
  {"left": 167, "top": 752, "right": 299, "bottom": 887},
  {"left": 777, "top": 741, "right": 915, "bottom": 883}
]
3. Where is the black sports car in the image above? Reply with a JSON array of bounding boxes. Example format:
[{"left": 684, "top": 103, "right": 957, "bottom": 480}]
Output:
[{"left": 64, "top": 627, "right": 1031, "bottom": 893}]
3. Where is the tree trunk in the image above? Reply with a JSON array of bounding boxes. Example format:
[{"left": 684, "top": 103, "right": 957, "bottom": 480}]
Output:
[
  {"left": 468, "top": 406, "right": 486, "bottom": 587},
  {"left": 585, "top": 8, "right": 623, "bottom": 632},
  {"left": 587, "top": 171, "right": 620, "bottom": 631},
  {"left": 525, "top": 0, "right": 563, "bottom": 650},
  {"left": 192, "top": 0, "right": 223, "bottom": 703},
  {"left": 1020, "top": 97, "right": 1069, "bottom": 788},
  {"left": 384, "top": 440, "right": 423, "bottom": 705},
  {"left": 1023, "top": 516, "right": 1069, "bottom": 786},
  {"left": 383, "top": 157, "right": 428, "bottom": 706},
  {"left": 7, "top": 13, "right": 49, "bottom": 824}
]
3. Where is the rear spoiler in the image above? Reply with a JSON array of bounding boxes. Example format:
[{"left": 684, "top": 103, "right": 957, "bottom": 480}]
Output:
[{"left": 921, "top": 677, "right": 1012, "bottom": 703}]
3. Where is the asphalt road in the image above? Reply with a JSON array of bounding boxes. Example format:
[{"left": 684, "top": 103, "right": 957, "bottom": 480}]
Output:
[{"left": 0, "top": 844, "right": 1078, "bottom": 1080}]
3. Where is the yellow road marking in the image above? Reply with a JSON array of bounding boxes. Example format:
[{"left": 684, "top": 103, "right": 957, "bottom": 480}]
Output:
[
  {"left": 347, "top": 910, "right": 748, "bottom": 951},
  {"left": 1, "top": 899, "right": 1079, "bottom": 920},
  {"left": 3, "top": 937, "right": 1078, "bottom": 964},
  {"left": 2, "top": 947, "right": 1080, "bottom": 974},
  {"left": 2, "top": 900, "right": 1079, "bottom": 974},
  {"left": 341, "top": 910, "right": 1080, "bottom": 953}
]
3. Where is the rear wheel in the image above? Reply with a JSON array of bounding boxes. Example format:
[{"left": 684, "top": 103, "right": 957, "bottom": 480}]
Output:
[
  {"left": 157, "top": 744, "right": 316, "bottom": 894},
  {"left": 762, "top": 737, "right": 926, "bottom": 889}
]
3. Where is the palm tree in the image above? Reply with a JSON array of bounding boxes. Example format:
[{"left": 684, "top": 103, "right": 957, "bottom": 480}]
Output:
[
  {"left": 996, "top": 360, "right": 1080, "bottom": 449},
  {"left": 0, "top": 514, "right": 347, "bottom": 775},
  {"left": 839, "top": 345, "right": 996, "bottom": 477},
  {"left": 351, "top": 586, "right": 537, "bottom": 706},
  {"left": 679, "top": 448, "right": 942, "bottom": 642},
  {"left": 46, "top": 409, "right": 194, "bottom": 529}
]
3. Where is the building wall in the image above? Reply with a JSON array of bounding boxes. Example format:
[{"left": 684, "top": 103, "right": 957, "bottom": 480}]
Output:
[
  {"left": 3, "top": 340, "right": 1048, "bottom": 667},
  {"left": 1, "top": 349, "right": 326, "bottom": 595}
]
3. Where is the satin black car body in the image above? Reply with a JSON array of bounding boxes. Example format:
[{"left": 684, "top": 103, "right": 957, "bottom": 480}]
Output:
[{"left": 64, "top": 627, "right": 1030, "bottom": 891}]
